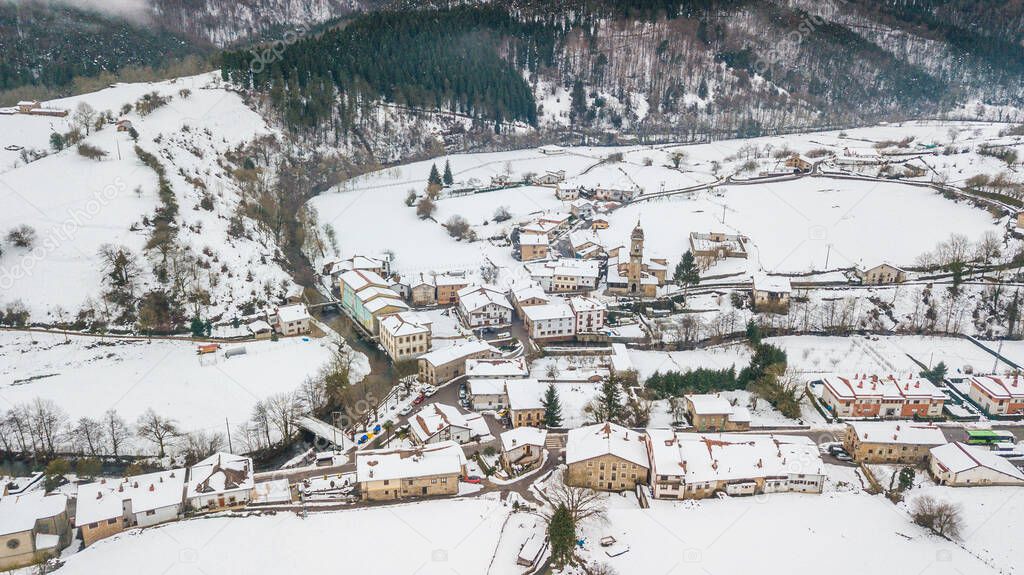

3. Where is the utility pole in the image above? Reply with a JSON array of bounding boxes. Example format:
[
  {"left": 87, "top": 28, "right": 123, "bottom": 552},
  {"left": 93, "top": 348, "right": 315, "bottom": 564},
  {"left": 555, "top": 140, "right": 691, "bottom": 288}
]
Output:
[
  {"left": 225, "top": 418, "right": 233, "bottom": 453},
  {"left": 993, "top": 339, "right": 1004, "bottom": 374},
  {"left": 824, "top": 244, "right": 832, "bottom": 269}
]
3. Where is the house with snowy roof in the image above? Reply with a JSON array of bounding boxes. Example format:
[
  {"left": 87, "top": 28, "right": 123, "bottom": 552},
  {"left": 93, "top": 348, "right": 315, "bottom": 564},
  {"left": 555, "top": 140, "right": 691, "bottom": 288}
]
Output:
[
  {"left": 511, "top": 285, "right": 550, "bottom": 316},
  {"left": 525, "top": 258, "right": 601, "bottom": 293},
  {"left": 269, "top": 303, "right": 311, "bottom": 336},
  {"left": 752, "top": 273, "right": 792, "bottom": 313},
  {"left": 409, "top": 403, "right": 477, "bottom": 445},
  {"left": 500, "top": 427, "right": 548, "bottom": 473},
  {"left": 186, "top": 453, "right": 255, "bottom": 512},
  {"left": 857, "top": 263, "right": 907, "bottom": 285},
  {"left": 457, "top": 285, "right": 512, "bottom": 328},
  {"left": 505, "top": 379, "right": 548, "bottom": 428},
  {"left": 930, "top": 442, "right": 1024, "bottom": 487},
  {"left": 566, "top": 422, "right": 650, "bottom": 491},
  {"left": 379, "top": 311, "right": 432, "bottom": 361},
  {"left": 0, "top": 492, "right": 71, "bottom": 570},
  {"left": 683, "top": 394, "right": 751, "bottom": 432},
  {"left": 967, "top": 375, "right": 1024, "bottom": 417},
  {"left": 820, "top": 374, "right": 946, "bottom": 419},
  {"left": 417, "top": 339, "right": 498, "bottom": 385},
  {"left": 646, "top": 430, "right": 824, "bottom": 500},
  {"left": 75, "top": 469, "right": 187, "bottom": 546},
  {"left": 408, "top": 273, "right": 437, "bottom": 306},
  {"left": 465, "top": 357, "right": 529, "bottom": 380},
  {"left": 357, "top": 441, "right": 467, "bottom": 501},
  {"left": 843, "top": 421, "right": 947, "bottom": 463},
  {"left": 519, "top": 232, "right": 550, "bottom": 262}
]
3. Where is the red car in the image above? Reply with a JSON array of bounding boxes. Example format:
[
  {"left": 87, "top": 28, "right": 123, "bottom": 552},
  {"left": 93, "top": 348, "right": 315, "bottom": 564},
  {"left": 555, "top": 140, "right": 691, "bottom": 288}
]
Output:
[
  {"left": 462, "top": 475, "right": 483, "bottom": 484},
  {"left": 412, "top": 394, "right": 426, "bottom": 405}
]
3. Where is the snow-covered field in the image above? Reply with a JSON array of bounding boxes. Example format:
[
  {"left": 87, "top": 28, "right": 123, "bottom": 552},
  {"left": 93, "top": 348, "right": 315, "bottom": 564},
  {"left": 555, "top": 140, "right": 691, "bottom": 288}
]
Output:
[
  {"left": 51, "top": 497, "right": 507, "bottom": 575},
  {"left": 0, "top": 73, "right": 294, "bottom": 322},
  {"left": 770, "top": 335, "right": 922, "bottom": 378},
  {"left": 0, "top": 331, "right": 342, "bottom": 443},
  {"left": 628, "top": 345, "right": 753, "bottom": 380}
]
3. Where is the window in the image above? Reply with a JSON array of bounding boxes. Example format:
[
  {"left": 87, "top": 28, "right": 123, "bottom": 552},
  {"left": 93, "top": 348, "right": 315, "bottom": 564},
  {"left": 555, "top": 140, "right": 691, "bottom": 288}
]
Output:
[
  {"left": 146, "top": 510, "right": 156, "bottom": 516},
  {"left": 89, "top": 522, "right": 98, "bottom": 529},
  {"left": 7, "top": 539, "right": 20, "bottom": 550},
  {"left": 107, "top": 518, "right": 118, "bottom": 525}
]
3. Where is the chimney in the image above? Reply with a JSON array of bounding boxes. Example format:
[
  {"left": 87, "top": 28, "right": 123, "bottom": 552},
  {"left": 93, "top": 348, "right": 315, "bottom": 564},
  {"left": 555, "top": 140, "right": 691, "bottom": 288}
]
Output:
[
  {"left": 96, "top": 492, "right": 102, "bottom": 500},
  {"left": 149, "top": 484, "right": 155, "bottom": 492}
]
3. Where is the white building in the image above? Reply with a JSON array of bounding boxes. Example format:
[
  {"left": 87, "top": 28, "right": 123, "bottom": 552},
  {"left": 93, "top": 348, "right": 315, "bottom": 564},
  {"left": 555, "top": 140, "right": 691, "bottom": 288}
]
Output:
[
  {"left": 379, "top": 311, "right": 432, "bottom": 361},
  {"left": 457, "top": 285, "right": 513, "bottom": 328},
  {"left": 525, "top": 259, "right": 601, "bottom": 293},
  {"left": 269, "top": 303, "right": 311, "bottom": 336},
  {"left": 500, "top": 427, "right": 548, "bottom": 472},
  {"left": 569, "top": 296, "right": 606, "bottom": 335},
  {"left": 967, "top": 375, "right": 1024, "bottom": 416},
  {"left": 465, "top": 357, "right": 529, "bottom": 380},
  {"left": 930, "top": 442, "right": 1024, "bottom": 486},
  {"left": 646, "top": 430, "right": 825, "bottom": 500},
  {"left": 752, "top": 273, "right": 792, "bottom": 312},
  {"left": 186, "top": 452, "right": 255, "bottom": 511},
  {"left": 409, "top": 403, "right": 475, "bottom": 444},
  {"left": 522, "top": 302, "right": 576, "bottom": 341}
]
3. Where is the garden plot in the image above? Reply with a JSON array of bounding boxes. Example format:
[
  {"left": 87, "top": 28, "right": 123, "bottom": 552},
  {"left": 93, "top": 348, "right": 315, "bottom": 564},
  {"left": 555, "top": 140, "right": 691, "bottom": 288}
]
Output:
[
  {"left": 51, "top": 497, "right": 507, "bottom": 575},
  {"left": 769, "top": 335, "right": 920, "bottom": 379},
  {"left": 0, "top": 331, "right": 349, "bottom": 446},
  {"left": 628, "top": 345, "right": 752, "bottom": 380}
]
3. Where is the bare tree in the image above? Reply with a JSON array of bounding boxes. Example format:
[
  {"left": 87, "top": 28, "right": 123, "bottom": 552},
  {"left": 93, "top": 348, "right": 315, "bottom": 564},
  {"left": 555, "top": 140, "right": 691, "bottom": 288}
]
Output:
[
  {"left": 73, "top": 102, "right": 96, "bottom": 135},
  {"left": 265, "top": 392, "right": 304, "bottom": 445},
  {"left": 72, "top": 416, "right": 104, "bottom": 456},
  {"left": 910, "top": 495, "right": 964, "bottom": 540},
  {"left": 103, "top": 409, "right": 130, "bottom": 457},
  {"left": 6, "top": 225, "right": 37, "bottom": 248},
  {"left": 29, "top": 399, "right": 68, "bottom": 455},
  {"left": 539, "top": 471, "right": 608, "bottom": 525},
  {"left": 182, "top": 430, "right": 225, "bottom": 464},
  {"left": 135, "top": 409, "right": 180, "bottom": 457}
]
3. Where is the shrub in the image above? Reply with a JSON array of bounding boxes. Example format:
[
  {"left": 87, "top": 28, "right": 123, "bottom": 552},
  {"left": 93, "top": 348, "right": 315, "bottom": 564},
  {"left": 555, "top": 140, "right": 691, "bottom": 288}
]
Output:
[
  {"left": 77, "top": 142, "right": 107, "bottom": 160},
  {"left": 7, "top": 225, "right": 37, "bottom": 248}
]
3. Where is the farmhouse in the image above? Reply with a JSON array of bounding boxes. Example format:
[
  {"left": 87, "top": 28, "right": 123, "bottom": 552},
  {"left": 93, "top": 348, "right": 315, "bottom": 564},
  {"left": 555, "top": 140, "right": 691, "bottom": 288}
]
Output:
[
  {"left": 269, "top": 303, "right": 311, "bottom": 336},
  {"left": 76, "top": 469, "right": 187, "bottom": 546},
  {"left": 356, "top": 441, "right": 467, "bottom": 501},
  {"left": 752, "top": 274, "right": 792, "bottom": 313},
  {"left": 525, "top": 259, "right": 601, "bottom": 293},
  {"left": 689, "top": 232, "right": 749, "bottom": 271},
  {"left": 590, "top": 187, "right": 637, "bottom": 202},
  {"left": 519, "top": 233, "right": 550, "bottom": 261},
  {"left": 930, "top": 442, "right": 1024, "bottom": 486},
  {"left": 0, "top": 492, "right": 70, "bottom": 570},
  {"left": 115, "top": 119, "right": 133, "bottom": 132},
  {"left": 568, "top": 229, "right": 605, "bottom": 260},
  {"left": 435, "top": 274, "right": 471, "bottom": 305},
  {"left": 417, "top": 340, "right": 499, "bottom": 385},
  {"left": 606, "top": 223, "right": 667, "bottom": 298},
  {"left": 555, "top": 185, "right": 579, "bottom": 201},
  {"left": 408, "top": 273, "right": 437, "bottom": 306},
  {"left": 646, "top": 430, "right": 824, "bottom": 500},
  {"left": 858, "top": 263, "right": 907, "bottom": 285},
  {"left": 409, "top": 403, "right": 476, "bottom": 444},
  {"left": 570, "top": 198, "right": 594, "bottom": 219},
  {"left": 522, "top": 302, "right": 576, "bottom": 342},
  {"left": 511, "top": 285, "right": 550, "bottom": 316},
  {"left": 467, "top": 378, "right": 512, "bottom": 411},
  {"left": 500, "top": 427, "right": 548, "bottom": 473},
  {"left": 569, "top": 296, "right": 607, "bottom": 335},
  {"left": 843, "top": 421, "right": 947, "bottom": 463},
  {"left": 566, "top": 422, "right": 650, "bottom": 491},
  {"left": 379, "top": 312, "right": 432, "bottom": 361},
  {"left": 819, "top": 374, "right": 946, "bottom": 419},
  {"left": 186, "top": 452, "right": 255, "bottom": 512},
  {"left": 457, "top": 285, "right": 512, "bottom": 328},
  {"left": 506, "top": 379, "right": 548, "bottom": 427},
  {"left": 784, "top": 154, "right": 812, "bottom": 173},
  {"left": 967, "top": 375, "right": 1024, "bottom": 416},
  {"left": 534, "top": 170, "right": 565, "bottom": 186},
  {"left": 684, "top": 394, "right": 751, "bottom": 432},
  {"left": 538, "top": 144, "right": 565, "bottom": 155}
]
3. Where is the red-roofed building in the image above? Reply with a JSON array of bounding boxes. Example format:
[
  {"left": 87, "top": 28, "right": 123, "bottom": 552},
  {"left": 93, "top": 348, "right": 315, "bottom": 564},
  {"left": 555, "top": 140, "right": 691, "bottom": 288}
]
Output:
[
  {"left": 968, "top": 375, "right": 1024, "bottom": 416},
  {"left": 820, "top": 374, "right": 945, "bottom": 419}
]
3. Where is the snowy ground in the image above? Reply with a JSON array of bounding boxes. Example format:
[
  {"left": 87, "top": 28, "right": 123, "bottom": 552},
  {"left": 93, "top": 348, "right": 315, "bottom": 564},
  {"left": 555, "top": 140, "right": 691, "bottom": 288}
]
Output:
[
  {"left": 50, "top": 497, "right": 508, "bottom": 575},
  {"left": 628, "top": 345, "right": 753, "bottom": 380},
  {"left": 0, "top": 331, "right": 344, "bottom": 446}
]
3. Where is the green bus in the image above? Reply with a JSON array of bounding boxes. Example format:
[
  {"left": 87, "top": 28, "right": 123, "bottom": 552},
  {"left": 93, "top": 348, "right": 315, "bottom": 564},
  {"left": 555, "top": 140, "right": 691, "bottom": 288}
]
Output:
[{"left": 966, "top": 429, "right": 1016, "bottom": 445}]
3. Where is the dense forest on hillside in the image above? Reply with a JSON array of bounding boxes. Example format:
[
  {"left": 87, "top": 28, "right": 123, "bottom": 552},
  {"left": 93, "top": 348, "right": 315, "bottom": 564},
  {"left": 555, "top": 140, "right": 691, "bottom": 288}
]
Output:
[
  {"left": 0, "top": 3, "right": 204, "bottom": 93},
  {"left": 221, "top": 8, "right": 560, "bottom": 133}
]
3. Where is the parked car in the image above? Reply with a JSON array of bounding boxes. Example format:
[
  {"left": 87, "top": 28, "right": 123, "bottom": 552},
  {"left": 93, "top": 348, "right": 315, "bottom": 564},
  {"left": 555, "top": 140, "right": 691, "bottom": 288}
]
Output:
[
  {"left": 458, "top": 388, "right": 467, "bottom": 400},
  {"left": 413, "top": 394, "right": 426, "bottom": 405},
  {"left": 421, "top": 385, "right": 438, "bottom": 396},
  {"left": 462, "top": 475, "right": 483, "bottom": 484},
  {"left": 833, "top": 451, "right": 853, "bottom": 462},
  {"left": 398, "top": 405, "right": 413, "bottom": 416}
]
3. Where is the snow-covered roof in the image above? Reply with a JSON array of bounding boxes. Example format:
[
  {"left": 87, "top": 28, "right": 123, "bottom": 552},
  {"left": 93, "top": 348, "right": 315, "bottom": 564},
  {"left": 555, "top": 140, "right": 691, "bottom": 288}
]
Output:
[
  {"left": 0, "top": 491, "right": 67, "bottom": 535},
  {"left": 522, "top": 302, "right": 574, "bottom": 322},
  {"left": 525, "top": 259, "right": 600, "bottom": 279},
  {"left": 247, "top": 320, "right": 272, "bottom": 333},
  {"left": 609, "top": 343, "right": 633, "bottom": 374},
  {"left": 466, "top": 357, "right": 529, "bottom": 379},
  {"left": 970, "top": 375, "right": 1024, "bottom": 400},
  {"left": 459, "top": 287, "right": 512, "bottom": 313},
  {"left": 418, "top": 339, "right": 496, "bottom": 367},
  {"left": 505, "top": 379, "right": 546, "bottom": 411},
  {"left": 848, "top": 421, "right": 947, "bottom": 446},
  {"left": 566, "top": 422, "right": 650, "bottom": 468},
  {"left": 686, "top": 394, "right": 734, "bottom": 415},
  {"left": 356, "top": 441, "right": 467, "bottom": 483},
  {"left": 501, "top": 427, "right": 548, "bottom": 452},
  {"left": 647, "top": 430, "right": 823, "bottom": 484},
  {"left": 363, "top": 296, "right": 409, "bottom": 314},
  {"left": 512, "top": 285, "right": 549, "bottom": 304},
  {"left": 251, "top": 479, "right": 292, "bottom": 504},
  {"left": 569, "top": 296, "right": 605, "bottom": 313},
  {"left": 380, "top": 313, "right": 430, "bottom": 338},
  {"left": 76, "top": 469, "right": 186, "bottom": 526},
  {"left": 339, "top": 269, "right": 388, "bottom": 292},
  {"left": 275, "top": 304, "right": 309, "bottom": 323},
  {"left": 434, "top": 274, "right": 470, "bottom": 287},
  {"left": 410, "top": 403, "right": 473, "bottom": 443},
  {"left": 752, "top": 273, "right": 792, "bottom": 293},
  {"left": 930, "top": 442, "right": 1024, "bottom": 481},
  {"left": 822, "top": 375, "right": 945, "bottom": 401},
  {"left": 468, "top": 378, "right": 510, "bottom": 396},
  {"left": 520, "top": 234, "right": 549, "bottom": 246},
  {"left": 187, "top": 452, "right": 254, "bottom": 499}
]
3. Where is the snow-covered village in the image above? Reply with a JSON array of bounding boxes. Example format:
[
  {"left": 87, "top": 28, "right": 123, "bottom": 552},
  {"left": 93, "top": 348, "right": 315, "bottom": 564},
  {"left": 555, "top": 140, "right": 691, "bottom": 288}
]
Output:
[{"left": 2, "top": 2, "right": 1024, "bottom": 575}]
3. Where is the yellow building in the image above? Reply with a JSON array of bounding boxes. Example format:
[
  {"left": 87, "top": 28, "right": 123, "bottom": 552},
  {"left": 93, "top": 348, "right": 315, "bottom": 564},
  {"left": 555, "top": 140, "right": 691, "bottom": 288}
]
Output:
[
  {"left": 356, "top": 441, "right": 467, "bottom": 501},
  {"left": 565, "top": 422, "right": 650, "bottom": 491},
  {"left": 843, "top": 421, "right": 947, "bottom": 464},
  {"left": 0, "top": 492, "right": 71, "bottom": 571}
]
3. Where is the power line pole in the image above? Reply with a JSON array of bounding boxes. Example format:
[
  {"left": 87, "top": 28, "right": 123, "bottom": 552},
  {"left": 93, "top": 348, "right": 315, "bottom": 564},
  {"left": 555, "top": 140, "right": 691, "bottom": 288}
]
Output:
[{"left": 225, "top": 418, "right": 233, "bottom": 453}]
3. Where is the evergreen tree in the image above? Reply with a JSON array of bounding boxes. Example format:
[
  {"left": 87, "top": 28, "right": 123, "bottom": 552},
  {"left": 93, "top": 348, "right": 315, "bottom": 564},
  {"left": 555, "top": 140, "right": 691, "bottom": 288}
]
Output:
[
  {"left": 569, "top": 80, "right": 587, "bottom": 124},
  {"left": 596, "top": 374, "right": 624, "bottom": 423},
  {"left": 443, "top": 160, "right": 454, "bottom": 186},
  {"left": 919, "top": 361, "right": 948, "bottom": 385},
  {"left": 189, "top": 316, "right": 205, "bottom": 337},
  {"left": 745, "top": 319, "right": 761, "bottom": 345},
  {"left": 548, "top": 503, "right": 576, "bottom": 568},
  {"left": 542, "top": 383, "right": 563, "bottom": 427},
  {"left": 673, "top": 250, "right": 700, "bottom": 286},
  {"left": 49, "top": 132, "right": 65, "bottom": 152},
  {"left": 428, "top": 163, "right": 443, "bottom": 187}
]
